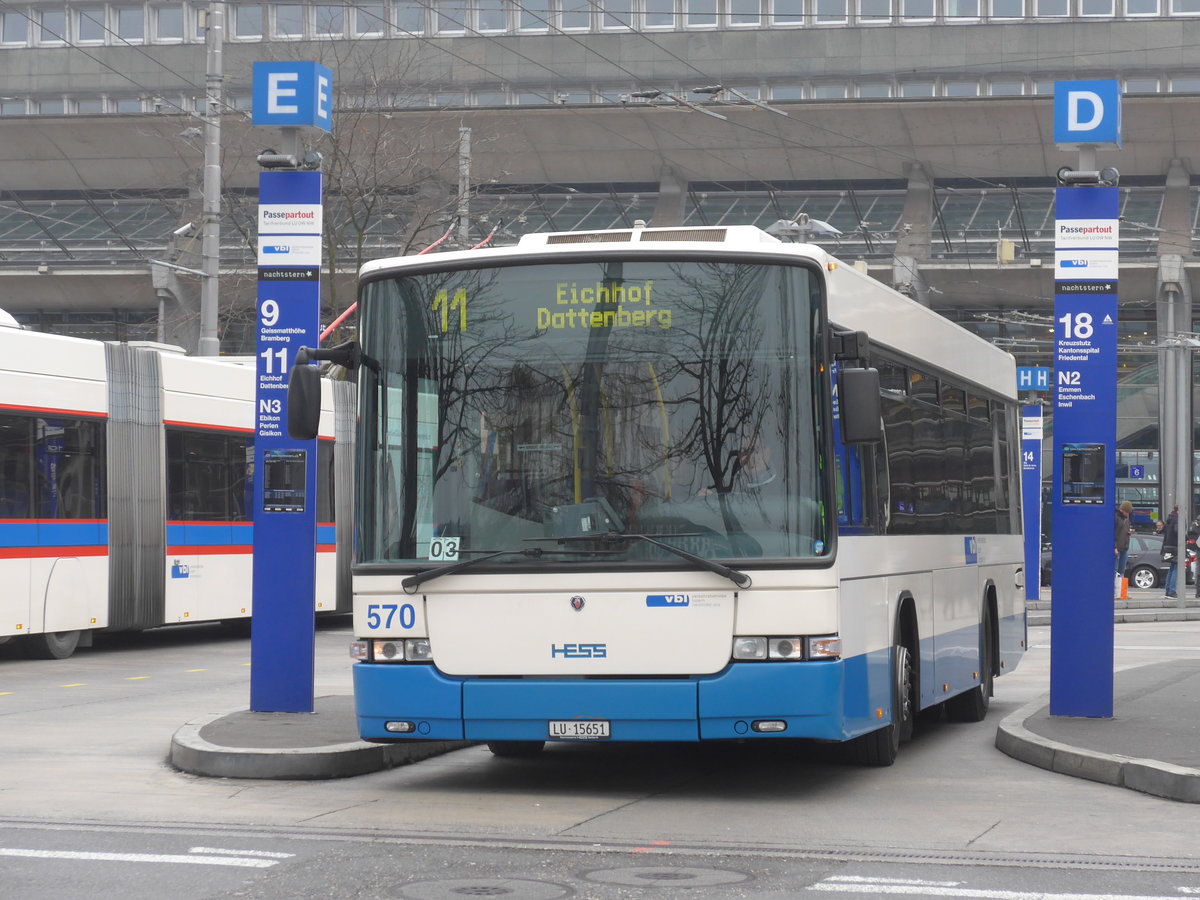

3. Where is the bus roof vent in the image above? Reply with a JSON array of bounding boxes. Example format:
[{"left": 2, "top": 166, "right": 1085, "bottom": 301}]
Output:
[
  {"left": 546, "top": 231, "right": 633, "bottom": 244},
  {"left": 638, "top": 228, "right": 728, "bottom": 242}
]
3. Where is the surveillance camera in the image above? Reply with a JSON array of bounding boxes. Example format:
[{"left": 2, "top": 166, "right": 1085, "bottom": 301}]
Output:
[
  {"left": 257, "top": 149, "right": 300, "bottom": 169},
  {"left": 173, "top": 222, "right": 197, "bottom": 238}
]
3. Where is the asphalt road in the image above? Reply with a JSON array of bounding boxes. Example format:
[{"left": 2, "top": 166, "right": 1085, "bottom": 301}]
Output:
[{"left": 2, "top": 617, "right": 1200, "bottom": 899}]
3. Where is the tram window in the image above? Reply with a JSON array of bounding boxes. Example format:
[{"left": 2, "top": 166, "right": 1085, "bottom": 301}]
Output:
[
  {"left": 167, "top": 429, "right": 251, "bottom": 521},
  {"left": 29, "top": 417, "right": 106, "bottom": 519},
  {"left": 0, "top": 415, "right": 33, "bottom": 518},
  {"left": 318, "top": 439, "right": 335, "bottom": 523}
]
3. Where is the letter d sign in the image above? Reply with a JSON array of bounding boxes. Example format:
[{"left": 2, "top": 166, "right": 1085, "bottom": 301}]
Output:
[{"left": 1054, "top": 80, "right": 1121, "bottom": 149}]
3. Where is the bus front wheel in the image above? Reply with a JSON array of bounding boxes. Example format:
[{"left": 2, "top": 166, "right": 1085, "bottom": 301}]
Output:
[{"left": 849, "top": 640, "right": 914, "bottom": 767}]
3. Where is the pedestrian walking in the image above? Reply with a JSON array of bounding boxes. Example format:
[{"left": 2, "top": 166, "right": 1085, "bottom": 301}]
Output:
[
  {"left": 1114, "top": 500, "right": 1133, "bottom": 591},
  {"left": 1161, "top": 505, "right": 1180, "bottom": 599}
]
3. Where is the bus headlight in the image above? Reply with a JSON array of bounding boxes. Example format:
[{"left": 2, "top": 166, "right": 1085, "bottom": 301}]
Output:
[
  {"left": 806, "top": 636, "right": 842, "bottom": 659},
  {"left": 732, "top": 637, "right": 768, "bottom": 660},
  {"left": 373, "top": 640, "right": 405, "bottom": 661},
  {"left": 768, "top": 638, "right": 805, "bottom": 660},
  {"left": 404, "top": 639, "right": 433, "bottom": 661}
]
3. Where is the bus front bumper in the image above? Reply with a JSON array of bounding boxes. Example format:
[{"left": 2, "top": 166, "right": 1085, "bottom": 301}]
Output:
[{"left": 353, "top": 655, "right": 886, "bottom": 744}]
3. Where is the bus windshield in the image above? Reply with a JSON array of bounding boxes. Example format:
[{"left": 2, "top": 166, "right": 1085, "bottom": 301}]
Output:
[{"left": 356, "top": 257, "right": 829, "bottom": 567}]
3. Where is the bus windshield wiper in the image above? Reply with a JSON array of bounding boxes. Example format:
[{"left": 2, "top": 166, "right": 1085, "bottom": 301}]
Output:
[
  {"left": 534, "top": 532, "right": 752, "bottom": 590},
  {"left": 401, "top": 546, "right": 618, "bottom": 593}
]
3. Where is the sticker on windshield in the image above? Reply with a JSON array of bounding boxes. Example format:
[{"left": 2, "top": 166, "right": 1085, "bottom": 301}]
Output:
[{"left": 429, "top": 537, "right": 460, "bottom": 561}]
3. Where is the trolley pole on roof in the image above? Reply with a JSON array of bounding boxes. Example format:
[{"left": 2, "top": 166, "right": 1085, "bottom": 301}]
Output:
[{"left": 198, "top": 0, "right": 224, "bottom": 357}]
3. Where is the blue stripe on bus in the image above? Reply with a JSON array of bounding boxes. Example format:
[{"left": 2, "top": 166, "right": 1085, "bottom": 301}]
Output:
[
  {"left": 0, "top": 520, "right": 107, "bottom": 548},
  {"left": 165, "top": 522, "right": 254, "bottom": 547},
  {"left": 352, "top": 651, "right": 892, "bottom": 744}
]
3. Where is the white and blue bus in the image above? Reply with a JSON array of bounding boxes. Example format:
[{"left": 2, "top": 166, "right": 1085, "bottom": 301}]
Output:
[
  {"left": 0, "top": 318, "right": 353, "bottom": 659},
  {"left": 291, "top": 224, "right": 1026, "bottom": 765}
]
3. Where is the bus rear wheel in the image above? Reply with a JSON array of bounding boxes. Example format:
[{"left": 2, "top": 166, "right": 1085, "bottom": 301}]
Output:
[
  {"left": 946, "top": 611, "right": 994, "bottom": 723},
  {"left": 29, "top": 630, "right": 81, "bottom": 660},
  {"left": 486, "top": 740, "right": 545, "bottom": 758}
]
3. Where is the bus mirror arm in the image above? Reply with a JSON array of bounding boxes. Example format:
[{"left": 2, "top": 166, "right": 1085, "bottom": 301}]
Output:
[
  {"left": 832, "top": 329, "right": 870, "bottom": 363},
  {"left": 295, "top": 340, "right": 362, "bottom": 371}
]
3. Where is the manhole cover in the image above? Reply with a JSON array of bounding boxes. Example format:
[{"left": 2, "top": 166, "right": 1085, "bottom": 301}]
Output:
[
  {"left": 401, "top": 879, "right": 569, "bottom": 900},
  {"left": 585, "top": 866, "right": 749, "bottom": 888}
]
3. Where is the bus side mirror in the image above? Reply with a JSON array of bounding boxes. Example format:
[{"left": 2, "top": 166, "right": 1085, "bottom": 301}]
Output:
[
  {"left": 839, "top": 367, "right": 882, "bottom": 443},
  {"left": 287, "top": 363, "right": 322, "bottom": 440}
]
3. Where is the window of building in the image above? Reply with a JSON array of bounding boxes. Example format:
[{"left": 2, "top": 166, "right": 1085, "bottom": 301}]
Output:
[
  {"left": 314, "top": 4, "right": 345, "bottom": 35},
  {"left": 1080, "top": 0, "right": 1114, "bottom": 13},
  {"left": 518, "top": 0, "right": 548, "bottom": 28},
  {"left": 989, "top": 80, "right": 1024, "bottom": 95},
  {"left": 1124, "top": 77, "right": 1159, "bottom": 92},
  {"left": 858, "top": 0, "right": 891, "bottom": 21},
  {"left": 686, "top": 0, "right": 718, "bottom": 25},
  {"left": 1126, "top": 0, "right": 1158, "bottom": 12},
  {"left": 153, "top": 5, "right": 185, "bottom": 40},
  {"left": 2, "top": 11, "right": 28, "bottom": 44},
  {"left": 772, "top": 0, "right": 805, "bottom": 21},
  {"left": 394, "top": 0, "right": 426, "bottom": 32},
  {"left": 517, "top": 90, "right": 554, "bottom": 104},
  {"left": 990, "top": 0, "right": 1023, "bottom": 16},
  {"left": 0, "top": 99, "right": 26, "bottom": 115},
  {"left": 603, "top": 0, "right": 634, "bottom": 27},
  {"left": 902, "top": 0, "right": 935, "bottom": 18},
  {"left": 434, "top": 91, "right": 466, "bottom": 106},
  {"left": 771, "top": 85, "right": 806, "bottom": 99},
  {"left": 353, "top": 2, "right": 385, "bottom": 33},
  {"left": 901, "top": 82, "right": 936, "bottom": 97},
  {"left": 946, "top": 0, "right": 980, "bottom": 15},
  {"left": 76, "top": 98, "right": 105, "bottom": 113},
  {"left": 732, "top": 0, "right": 763, "bottom": 24},
  {"left": 75, "top": 7, "right": 105, "bottom": 41},
  {"left": 115, "top": 6, "right": 146, "bottom": 40},
  {"left": 561, "top": 0, "right": 592, "bottom": 27},
  {"left": 435, "top": 0, "right": 466, "bottom": 30},
  {"left": 479, "top": 0, "right": 508, "bottom": 30},
  {"left": 233, "top": 3, "right": 263, "bottom": 36},
  {"left": 1031, "top": 79, "right": 1056, "bottom": 94},
  {"left": 945, "top": 81, "right": 980, "bottom": 96},
  {"left": 645, "top": 0, "right": 676, "bottom": 25},
  {"left": 36, "top": 98, "right": 66, "bottom": 115},
  {"left": 858, "top": 82, "right": 892, "bottom": 97},
  {"left": 1169, "top": 0, "right": 1200, "bottom": 12},
  {"left": 813, "top": 84, "right": 848, "bottom": 98},
  {"left": 272, "top": 3, "right": 304, "bottom": 37},
  {"left": 474, "top": 90, "right": 509, "bottom": 105},
  {"left": 1170, "top": 77, "right": 1200, "bottom": 91},
  {"left": 37, "top": 8, "right": 67, "bottom": 43},
  {"left": 816, "top": 0, "right": 848, "bottom": 20},
  {"left": 114, "top": 97, "right": 143, "bottom": 112},
  {"left": 1035, "top": 0, "right": 1068, "bottom": 14}
]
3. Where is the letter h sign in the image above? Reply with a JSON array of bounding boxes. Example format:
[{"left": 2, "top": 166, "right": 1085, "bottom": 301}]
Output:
[{"left": 252, "top": 62, "right": 334, "bottom": 132}]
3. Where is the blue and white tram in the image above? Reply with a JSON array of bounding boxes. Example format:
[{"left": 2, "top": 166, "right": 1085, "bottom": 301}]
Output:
[
  {"left": 290, "top": 224, "right": 1026, "bottom": 765},
  {"left": 0, "top": 318, "right": 351, "bottom": 659}
]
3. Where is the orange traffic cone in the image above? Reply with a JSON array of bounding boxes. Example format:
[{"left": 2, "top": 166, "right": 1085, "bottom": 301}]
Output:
[{"left": 1120, "top": 577, "right": 1129, "bottom": 600}]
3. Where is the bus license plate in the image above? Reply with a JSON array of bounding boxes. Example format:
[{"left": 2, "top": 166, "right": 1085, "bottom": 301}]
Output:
[{"left": 548, "top": 720, "right": 610, "bottom": 739}]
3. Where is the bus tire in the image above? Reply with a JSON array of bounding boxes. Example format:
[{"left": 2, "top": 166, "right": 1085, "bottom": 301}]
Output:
[
  {"left": 29, "top": 630, "right": 82, "bottom": 660},
  {"left": 849, "top": 640, "right": 913, "bottom": 767},
  {"left": 946, "top": 609, "right": 994, "bottom": 723},
  {"left": 486, "top": 740, "right": 545, "bottom": 758}
]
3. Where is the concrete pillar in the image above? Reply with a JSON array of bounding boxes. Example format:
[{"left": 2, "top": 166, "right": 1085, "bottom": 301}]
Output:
[
  {"left": 891, "top": 162, "right": 934, "bottom": 305},
  {"left": 651, "top": 167, "right": 687, "bottom": 227}
]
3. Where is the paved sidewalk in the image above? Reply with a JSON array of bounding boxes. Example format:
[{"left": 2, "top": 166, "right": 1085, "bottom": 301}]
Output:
[
  {"left": 169, "top": 694, "right": 466, "bottom": 779},
  {"left": 996, "top": 659, "right": 1200, "bottom": 803}
]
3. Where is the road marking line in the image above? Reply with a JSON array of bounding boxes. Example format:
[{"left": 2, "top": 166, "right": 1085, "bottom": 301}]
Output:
[
  {"left": 809, "top": 880, "right": 1197, "bottom": 900},
  {"left": 60, "top": 683, "right": 86, "bottom": 688},
  {"left": 189, "top": 846, "right": 294, "bottom": 859},
  {"left": 0, "top": 848, "right": 276, "bottom": 868},
  {"left": 126, "top": 676, "right": 150, "bottom": 681},
  {"left": 185, "top": 668, "right": 206, "bottom": 673},
  {"left": 0, "top": 692, "right": 12, "bottom": 696},
  {"left": 829, "top": 877, "right": 962, "bottom": 887}
]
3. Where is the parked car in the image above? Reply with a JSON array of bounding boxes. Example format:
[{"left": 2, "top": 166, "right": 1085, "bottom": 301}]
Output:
[{"left": 1040, "top": 534, "right": 1193, "bottom": 589}]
